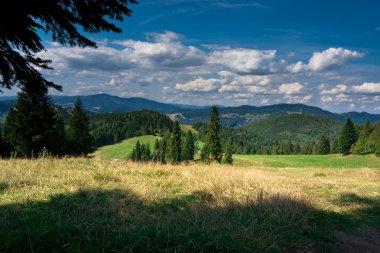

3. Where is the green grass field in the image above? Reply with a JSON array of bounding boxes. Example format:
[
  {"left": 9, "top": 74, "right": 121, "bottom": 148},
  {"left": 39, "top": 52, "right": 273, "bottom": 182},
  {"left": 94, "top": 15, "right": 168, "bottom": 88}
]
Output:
[
  {"left": 234, "top": 154, "right": 380, "bottom": 169},
  {"left": 3, "top": 137, "right": 379, "bottom": 252},
  {"left": 95, "top": 135, "right": 160, "bottom": 159},
  {"left": 0, "top": 158, "right": 379, "bottom": 252},
  {"left": 95, "top": 135, "right": 204, "bottom": 160}
]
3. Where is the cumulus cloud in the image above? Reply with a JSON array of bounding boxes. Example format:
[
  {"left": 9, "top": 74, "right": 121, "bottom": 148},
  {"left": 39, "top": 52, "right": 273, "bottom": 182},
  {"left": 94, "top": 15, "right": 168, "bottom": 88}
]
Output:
[
  {"left": 287, "top": 48, "right": 364, "bottom": 73},
  {"left": 307, "top": 47, "right": 363, "bottom": 72},
  {"left": 320, "top": 84, "right": 348, "bottom": 95},
  {"left": 278, "top": 82, "right": 304, "bottom": 94},
  {"left": 209, "top": 49, "right": 277, "bottom": 75},
  {"left": 33, "top": 30, "right": 380, "bottom": 112},
  {"left": 351, "top": 82, "right": 380, "bottom": 94},
  {"left": 175, "top": 77, "right": 220, "bottom": 92}
]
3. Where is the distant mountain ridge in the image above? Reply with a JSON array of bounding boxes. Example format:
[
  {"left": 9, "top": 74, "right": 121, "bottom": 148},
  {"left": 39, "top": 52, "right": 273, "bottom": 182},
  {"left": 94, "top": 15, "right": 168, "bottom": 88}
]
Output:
[{"left": 0, "top": 93, "right": 379, "bottom": 125}]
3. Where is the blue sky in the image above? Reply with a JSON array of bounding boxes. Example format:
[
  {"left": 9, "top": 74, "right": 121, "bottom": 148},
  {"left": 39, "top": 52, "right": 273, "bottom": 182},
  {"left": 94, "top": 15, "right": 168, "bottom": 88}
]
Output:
[{"left": 3, "top": 0, "right": 380, "bottom": 112}]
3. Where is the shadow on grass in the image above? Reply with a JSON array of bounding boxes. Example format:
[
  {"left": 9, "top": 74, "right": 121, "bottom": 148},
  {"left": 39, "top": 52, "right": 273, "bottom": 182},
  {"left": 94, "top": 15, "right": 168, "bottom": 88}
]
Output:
[
  {"left": 0, "top": 182, "right": 8, "bottom": 193},
  {"left": 0, "top": 189, "right": 379, "bottom": 253}
]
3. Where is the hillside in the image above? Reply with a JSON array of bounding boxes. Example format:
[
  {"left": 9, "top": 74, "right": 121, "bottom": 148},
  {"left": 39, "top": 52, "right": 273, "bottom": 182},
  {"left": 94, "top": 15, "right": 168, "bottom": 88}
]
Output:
[
  {"left": 177, "top": 104, "right": 380, "bottom": 126},
  {"left": 239, "top": 114, "right": 342, "bottom": 142},
  {"left": 95, "top": 135, "right": 160, "bottom": 159},
  {"left": 1, "top": 93, "right": 379, "bottom": 126}
]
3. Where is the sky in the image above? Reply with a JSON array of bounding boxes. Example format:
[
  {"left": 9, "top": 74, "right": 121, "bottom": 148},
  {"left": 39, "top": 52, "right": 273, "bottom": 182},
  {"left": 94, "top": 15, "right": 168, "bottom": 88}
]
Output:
[{"left": 3, "top": 0, "right": 380, "bottom": 113}]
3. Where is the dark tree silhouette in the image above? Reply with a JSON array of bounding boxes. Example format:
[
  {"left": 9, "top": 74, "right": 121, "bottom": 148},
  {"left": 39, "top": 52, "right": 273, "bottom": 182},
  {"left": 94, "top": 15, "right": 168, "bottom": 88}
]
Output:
[
  {"left": 317, "top": 135, "right": 330, "bottom": 155},
  {"left": 3, "top": 80, "right": 64, "bottom": 157},
  {"left": 168, "top": 121, "right": 182, "bottom": 164},
  {"left": 339, "top": 118, "right": 357, "bottom": 155},
  {"left": 67, "top": 97, "right": 94, "bottom": 156},
  {"left": 201, "top": 106, "right": 222, "bottom": 163},
  {"left": 0, "top": 0, "right": 137, "bottom": 91}
]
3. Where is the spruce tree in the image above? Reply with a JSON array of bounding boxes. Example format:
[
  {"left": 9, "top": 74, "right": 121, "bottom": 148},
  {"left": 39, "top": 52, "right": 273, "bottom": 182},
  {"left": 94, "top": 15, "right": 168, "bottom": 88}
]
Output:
[
  {"left": 339, "top": 118, "right": 357, "bottom": 155},
  {"left": 354, "top": 121, "right": 374, "bottom": 155},
  {"left": 369, "top": 123, "right": 380, "bottom": 156},
  {"left": 317, "top": 135, "right": 330, "bottom": 155},
  {"left": 152, "top": 139, "right": 160, "bottom": 162},
  {"left": 168, "top": 121, "right": 182, "bottom": 164},
  {"left": 222, "top": 139, "right": 234, "bottom": 164},
  {"left": 142, "top": 143, "right": 151, "bottom": 161},
  {"left": 182, "top": 130, "right": 195, "bottom": 162},
  {"left": 3, "top": 82, "right": 63, "bottom": 157},
  {"left": 201, "top": 106, "right": 222, "bottom": 163},
  {"left": 67, "top": 97, "right": 94, "bottom": 156},
  {"left": 0, "top": 124, "right": 5, "bottom": 157}
]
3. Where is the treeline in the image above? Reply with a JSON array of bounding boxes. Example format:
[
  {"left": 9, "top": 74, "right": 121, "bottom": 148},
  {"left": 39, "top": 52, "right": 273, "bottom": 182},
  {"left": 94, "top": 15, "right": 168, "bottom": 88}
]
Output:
[
  {"left": 0, "top": 83, "right": 94, "bottom": 158},
  {"left": 90, "top": 111, "right": 173, "bottom": 147},
  {"left": 193, "top": 116, "right": 380, "bottom": 156},
  {"left": 130, "top": 122, "right": 196, "bottom": 164}
]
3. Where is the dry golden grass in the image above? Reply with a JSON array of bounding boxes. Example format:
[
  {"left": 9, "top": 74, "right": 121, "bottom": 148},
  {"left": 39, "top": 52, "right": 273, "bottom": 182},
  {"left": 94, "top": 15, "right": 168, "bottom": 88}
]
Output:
[{"left": 0, "top": 158, "right": 379, "bottom": 252}]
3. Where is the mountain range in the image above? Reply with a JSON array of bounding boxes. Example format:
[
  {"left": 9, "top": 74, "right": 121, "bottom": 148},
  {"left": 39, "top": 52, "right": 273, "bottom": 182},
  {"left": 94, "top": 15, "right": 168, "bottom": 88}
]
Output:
[{"left": 0, "top": 93, "right": 379, "bottom": 126}]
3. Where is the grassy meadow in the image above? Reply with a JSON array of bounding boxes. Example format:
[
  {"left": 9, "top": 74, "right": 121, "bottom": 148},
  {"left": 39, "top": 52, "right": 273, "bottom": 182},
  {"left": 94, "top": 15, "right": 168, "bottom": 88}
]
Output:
[
  {"left": 0, "top": 156, "right": 379, "bottom": 252},
  {"left": 95, "top": 135, "right": 160, "bottom": 159}
]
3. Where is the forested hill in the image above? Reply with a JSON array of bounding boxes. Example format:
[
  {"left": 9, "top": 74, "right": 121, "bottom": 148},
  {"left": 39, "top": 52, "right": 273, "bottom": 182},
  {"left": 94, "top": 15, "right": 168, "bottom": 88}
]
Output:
[
  {"left": 237, "top": 114, "right": 341, "bottom": 143},
  {"left": 1, "top": 93, "right": 380, "bottom": 125},
  {"left": 89, "top": 110, "right": 173, "bottom": 147},
  {"left": 176, "top": 104, "right": 380, "bottom": 126}
]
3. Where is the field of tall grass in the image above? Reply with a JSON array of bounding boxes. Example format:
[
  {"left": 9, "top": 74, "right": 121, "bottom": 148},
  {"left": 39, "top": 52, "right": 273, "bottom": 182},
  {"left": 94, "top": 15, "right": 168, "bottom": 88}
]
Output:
[{"left": 0, "top": 157, "right": 379, "bottom": 252}]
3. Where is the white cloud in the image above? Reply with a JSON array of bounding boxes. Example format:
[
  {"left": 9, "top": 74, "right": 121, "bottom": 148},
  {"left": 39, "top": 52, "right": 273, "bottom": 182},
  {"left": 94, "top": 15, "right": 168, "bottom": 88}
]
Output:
[
  {"left": 209, "top": 49, "right": 277, "bottom": 75},
  {"left": 283, "top": 95, "right": 312, "bottom": 103},
  {"left": 307, "top": 47, "right": 363, "bottom": 72},
  {"left": 175, "top": 77, "right": 220, "bottom": 92},
  {"left": 351, "top": 82, "right": 380, "bottom": 94},
  {"left": 246, "top": 85, "right": 273, "bottom": 94},
  {"left": 278, "top": 82, "right": 304, "bottom": 94},
  {"left": 320, "top": 84, "right": 348, "bottom": 95},
  {"left": 218, "top": 84, "right": 241, "bottom": 93},
  {"left": 287, "top": 48, "right": 364, "bottom": 74},
  {"left": 230, "top": 75, "right": 271, "bottom": 86},
  {"left": 287, "top": 61, "right": 307, "bottom": 73}
]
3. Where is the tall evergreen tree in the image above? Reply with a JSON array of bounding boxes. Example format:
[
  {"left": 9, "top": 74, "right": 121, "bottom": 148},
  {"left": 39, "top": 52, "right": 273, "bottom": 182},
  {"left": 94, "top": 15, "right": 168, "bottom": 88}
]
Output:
[
  {"left": 152, "top": 139, "right": 160, "bottom": 162},
  {"left": 130, "top": 141, "right": 142, "bottom": 161},
  {"left": 3, "top": 82, "right": 63, "bottom": 157},
  {"left": 182, "top": 130, "right": 195, "bottom": 162},
  {"left": 317, "top": 135, "right": 330, "bottom": 155},
  {"left": 201, "top": 106, "right": 222, "bottom": 163},
  {"left": 0, "top": 124, "right": 5, "bottom": 157},
  {"left": 354, "top": 121, "right": 374, "bottom": 155},
  {"left": 142, "top": 143, "right": 151, "bottom": 161},
  {"left": 222, "top": 139, "right": 234, "bottom": 164},
  {"left": 67, "top": 97, "right": 94, "bottom": 156},
  {"left": 339, "top": 118, "right": 357, "bottom": 155},
  {"left": 168, "top": 121, "right": 182, "bottom": 164},
  {"left": 369, "top": 123, "right": 380, "bottom": 156}
]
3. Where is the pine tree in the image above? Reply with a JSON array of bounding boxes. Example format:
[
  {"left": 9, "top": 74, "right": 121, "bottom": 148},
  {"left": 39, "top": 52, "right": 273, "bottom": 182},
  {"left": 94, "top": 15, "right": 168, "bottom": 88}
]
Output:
[
  {"left": 168, "top": 121, "right": 182, "bottom": 164},
  {"left": 67, "top": 97, "right": 94, "bottom": 156},
  {"left": 354, "top": 121, "right": 374, "bottom": 155},
  {"left": 142, "top": 143, "right": 151, "bottom": 161},
  {"left": 369, "top": 123, "right": 380, "bottom": 156},
  {"left": 0, "top": 124, "right": 5, "bottom": 157},
  {"left": 1, "top": 0, "right": 137, "bottom": 91},
  {"left": 3, "top": 82, "right": 63, "bottom": 157},
  {"left": 152, "top": 139, "right": 160, "bottom": 162},
  {"left": 339, "top": 118, "right": 357, "bottom": 155},
  {"left": 331, "top": 138, "right": 339, "bottom": 154},
  {"left": 182, "top": 130, "right": 195, "bottom": 162},
  {"left": 317, "top": 135, "right": 330, "bottom": 155},
  {"left": 201, "top": 106, "right": 222, "bottom": 163},
  {"left": 222, "top": 139, "right": 234, "bottom": 164}
]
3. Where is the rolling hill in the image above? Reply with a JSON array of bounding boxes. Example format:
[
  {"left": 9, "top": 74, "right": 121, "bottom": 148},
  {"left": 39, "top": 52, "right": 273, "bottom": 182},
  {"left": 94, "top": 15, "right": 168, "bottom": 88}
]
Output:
[
  {"left": 1, "top": 93, "right": 379, "bottom": 126},
  {"left": 95, "top": 135, "right": 160, "bottom": 160}
]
